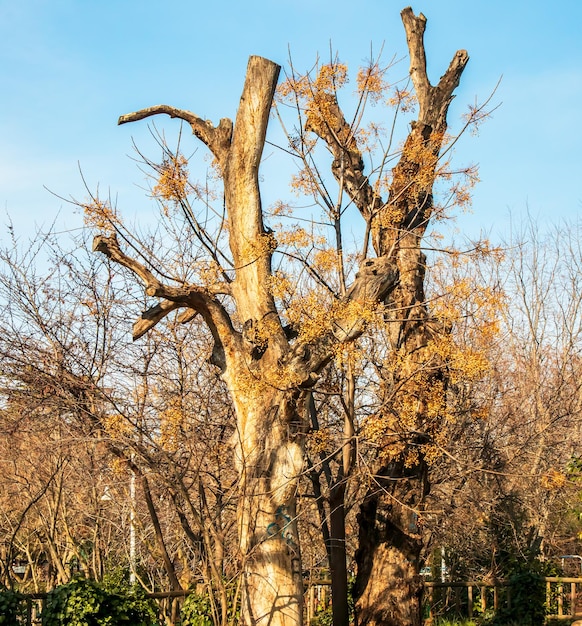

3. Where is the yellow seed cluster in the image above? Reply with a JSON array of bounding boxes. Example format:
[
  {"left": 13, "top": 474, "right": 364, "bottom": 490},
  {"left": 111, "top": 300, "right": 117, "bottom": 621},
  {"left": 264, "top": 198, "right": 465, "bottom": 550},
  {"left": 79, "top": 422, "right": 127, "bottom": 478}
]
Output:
[
  {"left": 276, "top": 227, "right": 313, "bottom": 248},
  {"left": 157, "top": 400, "right": 185, "bottom": 452},
  {"left": 312, "top": 248, "right": 339, "bottom": 273},
  {"left": 196, "top": 259, "right": 223, "bottom": 288},
  {"left": 152, "top": 154, "right": 189, "bottom": 202},
  {"left": 240, "top": 231, "right": 277, "bottom": 263},
  {"left": 356, "top": 64, "right": 389, "bottom": 103},
  {"left": 102, "top": 412, "right": 132, "bottom": 437},
  {"left": 541, "top": 468, "right": 567, "bottom": 490},
  {"left": 387, "top": 87, "right": 417, "bottom": 112},
  {"left": 268, "top": 271, "right": 294, "bottom": 301},
  {"left": 306, "top": 429, "right": 333, "bottom": 455},
  {"left": 83, "top": 199, "right": 120, "bottom": 233}
]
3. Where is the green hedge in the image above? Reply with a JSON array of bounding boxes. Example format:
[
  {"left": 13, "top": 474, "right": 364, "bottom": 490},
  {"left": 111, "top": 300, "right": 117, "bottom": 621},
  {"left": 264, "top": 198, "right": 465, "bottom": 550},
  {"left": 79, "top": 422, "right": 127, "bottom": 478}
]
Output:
[
  {"left": 41, "top": 577, "right": 158, "bottom": 626},
  {"left": 0, "top": 588, "right": 27, "bottom": 624}
]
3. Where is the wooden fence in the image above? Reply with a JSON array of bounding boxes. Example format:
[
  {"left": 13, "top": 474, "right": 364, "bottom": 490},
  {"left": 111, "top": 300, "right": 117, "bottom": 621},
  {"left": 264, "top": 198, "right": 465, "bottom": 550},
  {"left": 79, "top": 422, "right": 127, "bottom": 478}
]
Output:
[
  {"left": 10, "top": 577, "right": 582, "bottom": 624},
  {"left": 424, "top": 577, "right": 582, "bottom": 622}
]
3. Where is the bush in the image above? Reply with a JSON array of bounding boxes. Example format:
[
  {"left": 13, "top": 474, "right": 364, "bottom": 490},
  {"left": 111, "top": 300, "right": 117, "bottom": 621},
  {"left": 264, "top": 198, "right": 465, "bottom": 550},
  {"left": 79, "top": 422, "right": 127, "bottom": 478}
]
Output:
[
  {"left": 41, "top": 576, "right": 158, "bottom": 626},
  {"left": 484, "top": 568, "right": 549, "bottom": 626},
  {"left": 0, "top": 588, "right": 26, "bottom": 624},
  {"left": 180, "top": 581, "right": 240, "bottom": 626},
  {"left": 180, "top": 592, "right": 214, "bottom": 626}
]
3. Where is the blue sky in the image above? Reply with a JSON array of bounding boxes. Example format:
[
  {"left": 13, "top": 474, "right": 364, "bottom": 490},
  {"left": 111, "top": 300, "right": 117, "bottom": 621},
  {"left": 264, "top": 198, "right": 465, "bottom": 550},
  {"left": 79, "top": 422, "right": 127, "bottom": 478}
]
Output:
[{"left": 1, "top": 0, "right": 581, "bottom": 244}]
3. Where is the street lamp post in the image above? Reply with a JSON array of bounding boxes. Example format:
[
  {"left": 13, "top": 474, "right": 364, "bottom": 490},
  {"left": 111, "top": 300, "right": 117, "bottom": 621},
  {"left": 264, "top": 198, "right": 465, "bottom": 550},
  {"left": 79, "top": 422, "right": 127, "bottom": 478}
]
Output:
[{"left": 129, "top": 468, "right": 136, "bottom": 584}]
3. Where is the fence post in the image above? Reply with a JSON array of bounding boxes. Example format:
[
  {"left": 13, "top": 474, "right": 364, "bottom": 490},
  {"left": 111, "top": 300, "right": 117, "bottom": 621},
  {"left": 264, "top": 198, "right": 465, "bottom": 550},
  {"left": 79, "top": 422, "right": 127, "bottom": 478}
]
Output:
[
  {"left": 307, "top": 584, "right": 314, "bottom": 624},
  {"left": 468, "top": 584, "right": 473, "bottom": 618}
]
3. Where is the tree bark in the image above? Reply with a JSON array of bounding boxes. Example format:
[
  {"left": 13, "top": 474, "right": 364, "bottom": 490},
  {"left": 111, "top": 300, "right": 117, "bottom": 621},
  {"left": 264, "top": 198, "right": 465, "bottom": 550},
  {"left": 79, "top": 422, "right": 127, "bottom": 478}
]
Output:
[
  {"left": 329, "top": 485, "right": 350, "bottom": 626},
  {"left": 354, "top": 459, "right": 429, "bottom": 626}
]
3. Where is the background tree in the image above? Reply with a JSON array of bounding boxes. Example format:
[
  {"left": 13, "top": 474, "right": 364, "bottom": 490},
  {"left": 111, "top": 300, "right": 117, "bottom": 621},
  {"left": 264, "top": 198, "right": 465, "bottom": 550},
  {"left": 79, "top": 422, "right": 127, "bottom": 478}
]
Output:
[
  {"left": 420, "top": 218, "right": 582, "bottom": 582},
  {"left": 0, "top": 231, "right": 238, "bottom": 621}
]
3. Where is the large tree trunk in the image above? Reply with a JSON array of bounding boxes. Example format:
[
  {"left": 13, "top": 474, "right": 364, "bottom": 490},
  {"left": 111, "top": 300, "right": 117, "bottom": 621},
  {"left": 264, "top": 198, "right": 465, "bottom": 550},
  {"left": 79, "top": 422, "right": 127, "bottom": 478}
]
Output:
[
  {"left": 301, "top": 9, "right": 468, "bottom": 625},
  {"left": 230, "top": 389, "right": 305, "bottom": 626},
  {"left": 354, "top": 459, "right": 429, "bottom": 626}
]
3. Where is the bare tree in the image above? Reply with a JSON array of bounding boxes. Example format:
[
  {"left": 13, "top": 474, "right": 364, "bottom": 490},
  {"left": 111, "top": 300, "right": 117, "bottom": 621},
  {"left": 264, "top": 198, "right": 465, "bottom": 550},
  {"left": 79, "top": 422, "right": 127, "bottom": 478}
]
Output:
[
  {"left": 0, "top": 231, "right": 237, "bottom": 610},
  {"left": 80, "top": 8, "right": 477, "bottom": 626}
]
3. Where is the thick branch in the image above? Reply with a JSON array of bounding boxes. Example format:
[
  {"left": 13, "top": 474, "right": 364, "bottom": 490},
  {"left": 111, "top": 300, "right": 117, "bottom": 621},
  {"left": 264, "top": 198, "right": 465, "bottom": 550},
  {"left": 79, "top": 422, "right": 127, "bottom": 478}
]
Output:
[
  {"left": 118, "top": 104, "right": 232, "bottom": 165},
  {"left": 223, "top": 56, "right": 289, "bottom": 353},
  {"left": 289, "top": 257, "right": 399, "bottom": 383},
  {"left": 133, "top": 303, "right": 200, "bottom": 340},
  {"left": 309, "top": 93, "right": 381, "bottom": 222},
  {"left": 93, "top": 234, "right": 239, "bottom": 364},
  {"left": 401, "top": 8, "right": 430, "bottom": 96},
  {"left": 93, "top": 234, "right": 188, "bottom": 300},
  {"left": 133, "top": 300, "right": 183, "bottom": 340}
]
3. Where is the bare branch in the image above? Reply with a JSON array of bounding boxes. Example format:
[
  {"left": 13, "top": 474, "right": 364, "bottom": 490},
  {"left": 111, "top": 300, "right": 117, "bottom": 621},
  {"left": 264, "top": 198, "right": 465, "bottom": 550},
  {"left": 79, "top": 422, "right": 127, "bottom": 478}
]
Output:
[
  {"left": 93, "top": 234, "right": 236, "bottom": 356},
  {"left": 400, "top": 8, "right": 430, "bottom": 96},
  {"left": 132, "top": 300, "right": 183, "bottom": 340},
  {"left": 93, "top": 233, "right": 183, "bottom": 300},
  {"left": 118, "top": 104, "right": 233, "bottom": 164}
]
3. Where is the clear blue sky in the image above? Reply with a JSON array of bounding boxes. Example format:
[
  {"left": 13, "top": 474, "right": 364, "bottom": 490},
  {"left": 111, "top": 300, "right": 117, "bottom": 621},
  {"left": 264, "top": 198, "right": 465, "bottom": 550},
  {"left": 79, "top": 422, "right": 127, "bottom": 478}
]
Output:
[{"left": 1, "top": 0, "right": 581, "bottom": 244}]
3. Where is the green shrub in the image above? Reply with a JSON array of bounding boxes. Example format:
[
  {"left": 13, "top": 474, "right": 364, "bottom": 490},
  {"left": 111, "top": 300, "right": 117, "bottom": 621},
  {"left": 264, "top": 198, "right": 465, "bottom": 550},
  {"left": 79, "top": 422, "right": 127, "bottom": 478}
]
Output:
[
  {"left": 180, "top": 580, "right": 240, "bottom": 626},
  {"left": 310, "top": 606, "right": 333, "bottom": 626},
  {"left": 180, "top": 592, "right": 214, "bottom": 626},
  {"left": 41, "top": 576, "right": 158, "bottom": 626},
  {"left": 0, "top": 588, "right": 26, "bottom": 624},
  {"left": 484, "top": 568, "right": 548, "bottom": 626}
]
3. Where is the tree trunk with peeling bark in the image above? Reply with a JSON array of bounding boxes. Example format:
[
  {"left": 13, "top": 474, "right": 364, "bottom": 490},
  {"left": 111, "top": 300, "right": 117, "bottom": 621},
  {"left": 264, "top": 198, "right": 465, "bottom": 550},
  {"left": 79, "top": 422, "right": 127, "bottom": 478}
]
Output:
[{"left": 91, "top": 8, "right": 466, "bottom": 626}]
